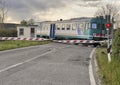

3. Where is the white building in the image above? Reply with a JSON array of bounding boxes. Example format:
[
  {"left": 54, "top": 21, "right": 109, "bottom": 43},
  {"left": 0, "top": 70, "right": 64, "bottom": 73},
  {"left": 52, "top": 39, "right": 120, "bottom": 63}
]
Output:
[{"left": 17, "top": 25, "right": 38, "bottom": 38}]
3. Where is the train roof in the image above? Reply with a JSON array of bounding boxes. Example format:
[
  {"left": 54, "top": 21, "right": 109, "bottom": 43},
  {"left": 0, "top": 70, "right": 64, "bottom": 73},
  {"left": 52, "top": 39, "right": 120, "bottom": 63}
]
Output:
[{"left": 39, "top": 17, "right": 94, "bottom": 24}]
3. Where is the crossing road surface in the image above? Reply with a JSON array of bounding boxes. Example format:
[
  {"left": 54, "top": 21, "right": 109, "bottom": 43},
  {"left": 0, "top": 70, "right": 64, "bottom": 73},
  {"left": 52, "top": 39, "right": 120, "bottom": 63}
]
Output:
[{"left": 0, "top": 43, "right": 94, "bottom": 85}]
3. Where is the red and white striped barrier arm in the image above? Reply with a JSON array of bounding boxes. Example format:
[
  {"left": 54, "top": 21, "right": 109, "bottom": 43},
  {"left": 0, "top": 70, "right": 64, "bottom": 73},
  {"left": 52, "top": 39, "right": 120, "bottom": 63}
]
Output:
[
  {"left": 54, "top": 40, "right": 96, "bottom": 44},
  {"left": 0, "top": 37, "right": 48, "bottom": 41},
  {"left": 54, "top": 40, "right": 106, "bottom": 44}
]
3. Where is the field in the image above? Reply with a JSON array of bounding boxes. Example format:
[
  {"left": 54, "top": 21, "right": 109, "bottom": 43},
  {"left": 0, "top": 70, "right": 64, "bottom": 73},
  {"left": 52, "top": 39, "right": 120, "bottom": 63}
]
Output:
[
  {"left": 0, "top": 40, "right": 52, "bottom": 51},
  {"left": 96, "top": 48, "right": 120, "bottom": 85}
]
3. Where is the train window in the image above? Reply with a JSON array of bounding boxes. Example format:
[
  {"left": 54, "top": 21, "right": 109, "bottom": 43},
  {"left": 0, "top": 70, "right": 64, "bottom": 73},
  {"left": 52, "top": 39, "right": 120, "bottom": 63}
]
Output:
[
  {"left": 97, "top": 24, "right": 100, "bottom": 29},
  {"left": 92, "top": 23, "right": 97, "bottom": 29},
  {"left": 66, "top": 24, "right": 70, "bottom": 28},
  {"left": 85, "top": 23, "right": 89, "bottom": 30},
  {"left": 66, "top": 24, "right": 71, "bottom": 30},
  {"left": 67, "top": 28, "right": 70, "bottom": 30},
  {"left": 62, "top": 28, "right": 65, "bottom": 30},
  {"left": 102, "top": 24, "right": 105, "bottom": 30},
  {"left": 79, "top": 23, "right": 84, "bottom": 31},
  {"left": 57, "top": 28, "right": 60, "bottom": 30},
  {"left": 56, "top": 24, "right": 61, "bottom": 30},
  {"left": 62, "top": 24, "right": 65, "bottom": 28},
  {"left": 87, "top": 23, "right": 90, "bottom": 29},
  {"left": 85, "top": 23, "right": 87, "bottom": 30},
  {"left": 72, "top": 24, "right": 76, "bottom": 30}
]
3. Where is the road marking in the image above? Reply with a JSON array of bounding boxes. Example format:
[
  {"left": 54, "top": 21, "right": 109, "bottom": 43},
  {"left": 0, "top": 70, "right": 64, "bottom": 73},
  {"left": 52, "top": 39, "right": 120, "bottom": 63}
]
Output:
[
  {"left": 0, "top": 49, "right": 55, "bottom": 73},
  {"left": 0, "top": 45, "right": 43, "bottom": 54},
  {"left": 89, "top": 48, "right": 96, "bottom": 85},
  {"left": 0, "top": 45, "right": 70, "bottom": 73}
]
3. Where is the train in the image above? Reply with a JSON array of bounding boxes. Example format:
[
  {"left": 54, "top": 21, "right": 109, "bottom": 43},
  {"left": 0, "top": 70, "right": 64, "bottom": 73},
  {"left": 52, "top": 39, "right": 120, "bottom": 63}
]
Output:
[{"left": 36, "top": 17, "right": 108, "bottom": 40}]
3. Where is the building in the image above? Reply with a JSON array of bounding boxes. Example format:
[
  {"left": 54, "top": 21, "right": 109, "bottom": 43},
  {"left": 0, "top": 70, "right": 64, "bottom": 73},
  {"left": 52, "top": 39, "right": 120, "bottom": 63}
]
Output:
[
  {"left": 17, "top": 25, "right": 38, "bottom": 38},
  {"left": 0, "top": 23, "right": 19, "bottom": 29}
]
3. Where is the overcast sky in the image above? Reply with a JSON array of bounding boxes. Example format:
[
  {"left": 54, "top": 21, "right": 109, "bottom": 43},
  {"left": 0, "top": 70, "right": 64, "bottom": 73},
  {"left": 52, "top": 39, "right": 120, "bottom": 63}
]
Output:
[{"left": 4, "top": 0, "right": 120, "bottom": 23}]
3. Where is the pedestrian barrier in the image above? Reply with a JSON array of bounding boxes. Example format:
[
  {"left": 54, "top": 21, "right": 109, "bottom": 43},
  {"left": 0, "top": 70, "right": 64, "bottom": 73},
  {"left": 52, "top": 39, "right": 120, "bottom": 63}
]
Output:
[{"left": 0, "top": 37, "right": 48, "bottom": 41}]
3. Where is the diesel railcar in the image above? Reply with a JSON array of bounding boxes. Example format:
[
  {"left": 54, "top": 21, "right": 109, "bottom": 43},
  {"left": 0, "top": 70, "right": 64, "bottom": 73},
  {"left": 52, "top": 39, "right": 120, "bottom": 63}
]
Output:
[{"left": 37, "top": 17, "right": 107, "bottom": 40}]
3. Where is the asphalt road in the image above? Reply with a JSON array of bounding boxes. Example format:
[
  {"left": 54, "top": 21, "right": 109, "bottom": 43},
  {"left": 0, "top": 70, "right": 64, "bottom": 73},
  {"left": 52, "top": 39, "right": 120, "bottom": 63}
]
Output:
[{"left": 0, "top": 43, "right": 93, "bottom": 85}]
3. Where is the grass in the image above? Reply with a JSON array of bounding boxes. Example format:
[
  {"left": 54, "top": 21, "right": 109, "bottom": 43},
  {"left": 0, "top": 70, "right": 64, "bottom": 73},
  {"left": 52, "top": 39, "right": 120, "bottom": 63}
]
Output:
[
  {"left": 96, "top": 47, "right": 120, "bottom": 85},
  {"left": 0, "top": 40, "right": 52, "bottom": 51}
]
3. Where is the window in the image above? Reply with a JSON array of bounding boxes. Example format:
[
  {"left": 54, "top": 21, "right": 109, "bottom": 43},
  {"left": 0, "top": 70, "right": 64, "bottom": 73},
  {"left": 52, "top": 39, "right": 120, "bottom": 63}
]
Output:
[
  {"left": 62, "top": 24, "right": 65, "bottom": 28},
  {"left": 62, "top": 28, "right": 65, "bottom": 30},
  {"left": 97, "top": 24, "right": 105, "bottom": 30},
  {"left": 31, "top": 28, "right": 35, "bottom": 34},
  {"left": 79, "top": 23, "right": 84, "bottom": 31},
  {"left": 92, "top": 23, "right": 97, "bottom": 29},
  {"left": 66, "top": 24, "right": 71, "bottom": 30},
  {"left": 19, "top": 28, "right": 24, "bottom": 35},
  {"left": 57, "top": 28, "right": 60, "bottom": 30},
  {"left": 67, "top": 28, "right": 70, "bottom": 30},
  {"left": 85, "top": 23, "right": 90, "bottom": 30},
  {"left": 102, "top": 24, "right": 105, "bottom": 30},
  {"left": 72, "top": 24, "right": 76, "bottom": 30}
]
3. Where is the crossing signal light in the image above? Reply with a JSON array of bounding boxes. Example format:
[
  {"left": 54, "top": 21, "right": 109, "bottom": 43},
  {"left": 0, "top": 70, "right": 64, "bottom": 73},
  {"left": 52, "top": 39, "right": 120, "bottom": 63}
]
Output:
[{"left": 105, "top": 23, "right": 112, "bottom": 29}]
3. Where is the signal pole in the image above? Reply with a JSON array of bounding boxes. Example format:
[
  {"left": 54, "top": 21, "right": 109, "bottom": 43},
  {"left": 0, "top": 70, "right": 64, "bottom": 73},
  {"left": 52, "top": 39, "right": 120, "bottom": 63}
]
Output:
[{"left": 105, "top": 15, "right": 112, "bottom": 62}]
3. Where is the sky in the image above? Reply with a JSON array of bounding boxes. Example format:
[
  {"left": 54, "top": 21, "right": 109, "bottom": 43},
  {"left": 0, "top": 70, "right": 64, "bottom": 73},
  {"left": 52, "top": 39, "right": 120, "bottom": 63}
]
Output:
[{"left": 3, "top": 0, "right": 120, "bottom": 23}]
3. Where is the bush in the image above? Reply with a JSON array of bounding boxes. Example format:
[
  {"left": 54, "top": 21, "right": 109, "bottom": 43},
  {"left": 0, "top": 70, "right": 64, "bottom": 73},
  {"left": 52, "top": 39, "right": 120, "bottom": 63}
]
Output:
[
  {"left": 97, "top": 48, "right": 120, "bottom": 85},
  {"left": 0, "top": 29, "right": 17, "bottom": 37},
  {"left": 112, "top": 28, "right": 120, "bottom": 59}
]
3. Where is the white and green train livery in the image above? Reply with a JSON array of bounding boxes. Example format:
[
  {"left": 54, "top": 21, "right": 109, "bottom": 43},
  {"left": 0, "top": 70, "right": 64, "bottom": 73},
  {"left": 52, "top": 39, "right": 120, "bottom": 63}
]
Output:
[{"left": 37, "top": 17, "right": 107, "bottom": 40}]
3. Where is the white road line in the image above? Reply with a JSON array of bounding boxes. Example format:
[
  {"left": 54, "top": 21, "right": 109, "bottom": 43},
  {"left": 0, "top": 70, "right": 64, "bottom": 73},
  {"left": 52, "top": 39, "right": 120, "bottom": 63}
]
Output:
[
  {"left": 0, "top": 45, "right": 41, "bottom": 54},
  {"left": 0, "top": 45, "right": 70, "bottom": 73},
  {"left": 89, "top": 48, "right": 96, "bottom": 85},
  {"left": 0, "top": 49, "right": 55, "bottom": 73}
]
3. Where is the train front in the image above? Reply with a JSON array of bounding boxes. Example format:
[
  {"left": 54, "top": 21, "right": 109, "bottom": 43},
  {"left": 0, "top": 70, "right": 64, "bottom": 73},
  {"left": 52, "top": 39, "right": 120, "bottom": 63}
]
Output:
[{"left": 90, "top": 16, "right": 108, "bottom": 41}]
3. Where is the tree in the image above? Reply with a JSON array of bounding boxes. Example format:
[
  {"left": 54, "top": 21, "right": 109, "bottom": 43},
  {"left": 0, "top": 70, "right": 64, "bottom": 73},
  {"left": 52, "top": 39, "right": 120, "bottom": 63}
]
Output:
[
  {"left": 94, "top": 4, "right": 119, "bottom": 23},
  {"left": 27, "top": 19, "right": 34, "bottom": 25},
  {"left": 20, "top": 19, "right": 35, "bottom": 25},
  {"left": 0, "top": 0, "right": 7, "bottom": 23},
  {"left": 112, "top": 28, "right": 120, "bottom": 59},
  {"left": 20, "top": 20, "right": 27, "bottom": 25}
]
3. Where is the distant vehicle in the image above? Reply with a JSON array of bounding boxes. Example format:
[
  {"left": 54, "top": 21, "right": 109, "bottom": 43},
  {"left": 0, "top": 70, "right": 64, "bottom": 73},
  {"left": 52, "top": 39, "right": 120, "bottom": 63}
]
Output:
[{"left": 36, "top": 17, "right": 107, "bottom": 40}]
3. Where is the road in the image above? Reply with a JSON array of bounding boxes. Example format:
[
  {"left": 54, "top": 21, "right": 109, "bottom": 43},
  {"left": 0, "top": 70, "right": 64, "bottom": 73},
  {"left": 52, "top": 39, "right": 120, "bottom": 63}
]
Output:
[{"left": 0, "top": 43, "right": 93, "bottom": 85}]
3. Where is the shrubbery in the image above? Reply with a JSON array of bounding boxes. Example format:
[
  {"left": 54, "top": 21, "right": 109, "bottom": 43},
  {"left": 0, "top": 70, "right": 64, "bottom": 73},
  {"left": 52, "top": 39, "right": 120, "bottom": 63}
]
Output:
[
  {"left": 0, "top": 29, "right": 17, "bottom": 37},
  {"left": 112, "top": 28, "right": 120, "bottom": 59}
]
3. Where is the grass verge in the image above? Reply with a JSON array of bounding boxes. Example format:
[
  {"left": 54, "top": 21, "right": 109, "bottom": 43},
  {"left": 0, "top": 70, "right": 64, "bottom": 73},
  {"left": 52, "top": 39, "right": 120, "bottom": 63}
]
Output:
[
  {"left": 96, "top": 47, "right": 120, "bottom": 85},
  {"left": 0, "top": 40, "right": 52, "bottom": 51}
]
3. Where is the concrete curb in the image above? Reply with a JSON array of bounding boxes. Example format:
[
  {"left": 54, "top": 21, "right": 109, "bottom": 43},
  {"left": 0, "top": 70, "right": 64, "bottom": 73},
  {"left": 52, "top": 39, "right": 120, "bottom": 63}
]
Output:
[
  {"left": 89, "top": 48, "right": 96, "bottom": 85},
  {"left": 89, "top": 48, "right": 101, "bottom": 85}
]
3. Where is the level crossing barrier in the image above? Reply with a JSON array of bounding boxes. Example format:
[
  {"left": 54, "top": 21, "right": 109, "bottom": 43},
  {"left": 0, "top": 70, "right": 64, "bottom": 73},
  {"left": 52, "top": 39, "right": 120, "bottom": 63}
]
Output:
[
  {"left": 54, "top": 40, "right": 106, "bottom": 45},
  {"left": 0, "top": 37, "right": 48, "bottom": 41}
]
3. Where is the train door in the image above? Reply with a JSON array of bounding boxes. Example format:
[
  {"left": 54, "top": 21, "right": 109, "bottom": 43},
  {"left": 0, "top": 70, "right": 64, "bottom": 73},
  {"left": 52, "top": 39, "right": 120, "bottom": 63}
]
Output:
[{"left": 50, "top": 24, "right": 55, "bottom": 39}]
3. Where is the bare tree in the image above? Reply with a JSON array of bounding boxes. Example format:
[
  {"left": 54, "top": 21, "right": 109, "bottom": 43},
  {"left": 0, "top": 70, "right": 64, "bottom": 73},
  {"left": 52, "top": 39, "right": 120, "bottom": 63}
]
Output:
[
  {"left": 94, "top": 3, "right": 120, "bottom": 23},
  {"left": 0, "top": 0, "right": 7, "bottom": 23}
]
